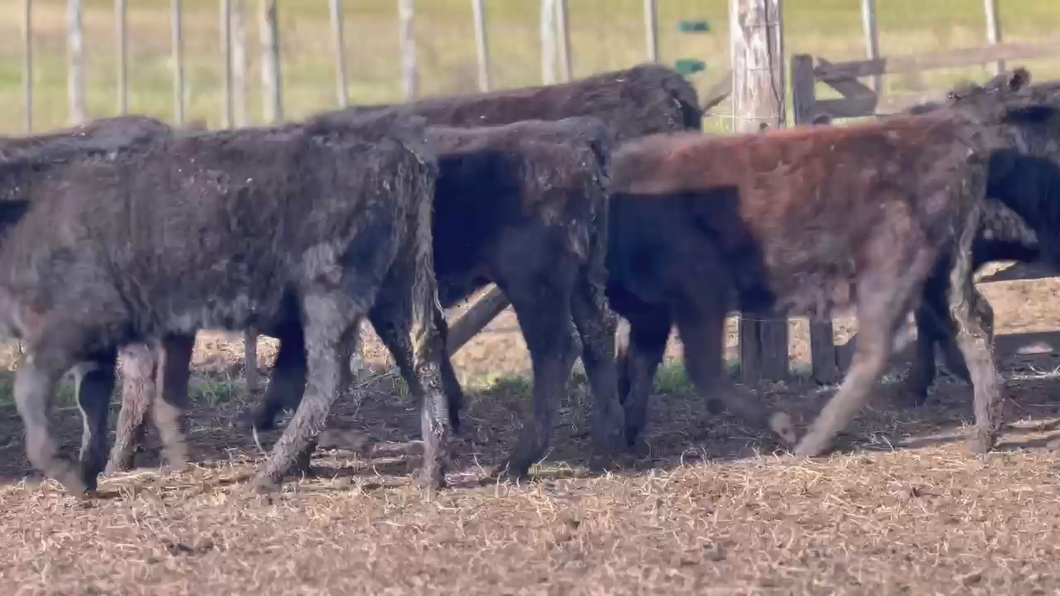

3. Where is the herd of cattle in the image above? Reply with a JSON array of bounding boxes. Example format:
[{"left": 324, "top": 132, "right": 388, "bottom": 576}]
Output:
[{"left": 1, "top": 61, "right": 1058, "bottom": 497}]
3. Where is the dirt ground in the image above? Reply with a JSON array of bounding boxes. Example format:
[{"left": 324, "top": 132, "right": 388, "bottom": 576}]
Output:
[{"left": 1, "top": 275, "right": 1060, "bottom": 595}]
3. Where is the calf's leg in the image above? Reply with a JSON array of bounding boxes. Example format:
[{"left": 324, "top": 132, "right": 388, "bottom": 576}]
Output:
[
  {"left": 251, "top": 292, "right": 365, "bottom": 492},
  {"left": 620, "top": 304, "right": 671, "bottom": 447},
  {"left": 948, "top": 224, "right": 1002, "bottom": 454},
  {"left": 247, "top": 327, "right": 306, "bottom": 433},
  {"left": 72, "top": 349, "right": 118, "bottom": 489},
  {"left": 795, "top": 234, "right": 935, "bottom": 458},
  {"left": 501, "top": 275, "right": 577, "bottom": 477},
  {"left": 16, "top": 347, "right": 87, "bottom": 493},
  {"left": 151, "top": 334, "right": 195, "bottom": 471},
  {"left": 570, "top": 264, "right": 626, "bottom": 461}
]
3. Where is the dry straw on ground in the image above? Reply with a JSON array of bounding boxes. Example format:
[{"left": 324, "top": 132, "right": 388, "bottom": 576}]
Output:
[{"left": 1, "top": 278, "right": 1060, "bottom": 594}]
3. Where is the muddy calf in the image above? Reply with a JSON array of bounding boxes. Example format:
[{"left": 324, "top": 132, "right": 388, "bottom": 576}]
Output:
[
  {"left": 608, "top": 110, "right": 1002, "bottom": 457},
  {"left": 0, "top": 114, "right": 446, "bottom": 494},
  {"left": 226, "top": 117, "right": 623, "bottom": 477}
]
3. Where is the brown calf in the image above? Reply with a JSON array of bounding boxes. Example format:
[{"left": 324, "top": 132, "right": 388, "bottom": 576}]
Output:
[{"left": 608, "top": 110, "right": 1001, "bottom": 457}]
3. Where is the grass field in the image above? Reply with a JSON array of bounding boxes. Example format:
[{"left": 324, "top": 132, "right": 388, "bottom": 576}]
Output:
[{"left": 2, "top": 1, "right": 1060, "bottom": 594}]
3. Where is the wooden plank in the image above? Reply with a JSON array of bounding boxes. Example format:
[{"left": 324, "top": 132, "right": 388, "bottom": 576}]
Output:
[
  {"left": 860, "top": 0, "right": 880, "bottom": 93},
  {"left": 67, "top": 0, "right": 85, "bottom": 125},
  {"left": 555, "top": 0, "right": 571, "bottom": 81},
  {"left": 471, "top": 0, "right": 491, "bottom": 92},
  {"left": 446, "top": 286, "right": 512, "bottom": 355},
  {"left": 23, "top": 0, "right": 32, "bottom": 133},
  {"left": 816, "top": 89, "right": 950, "bottom": 119},
  {"left": 983, "top": 0, "right": 1003, "bottom": 75},
  {"left": 810, "top": 321, "right": 838, "bottom": 384},
  {"left": 244, "top": 329, "right": 259, "bottom": 393},
  {"left": 172, "top": 0, "right": 184, "bottom": 125},
  {"left": 116, "top": 0, "right": 127, "bottom": 114},
  {"left": 791, "top": 54, "right": 817, "bottom": 124},
  {"left": 398, "top": 0, "right": 417, "bottom": 100},
  {"left": 260, "top": 0, "right": 282, "bottom": 121},
  {"left": 976, "top": 261, "right": 1057, "bottom": 284},
  {"left": 730, "top": 0, "right": 788, "bottom": 381},
  {"left": 815, "top": 39, "right": 1059, "bottom": 83},
  {"left": 644, "top": 0, "right": 658, "bottom": 63},
  {"left": 540, "top": 0, "right": 556, "bottom": 84},
  {"left": 702, "top": 70, "right": 732, "bottom": 112},
  {"left": 816, "top": 57, "right": 874, "bottom": 99},
  {"left": 329, "top": 0, "right": 348, "bottom": 107}
]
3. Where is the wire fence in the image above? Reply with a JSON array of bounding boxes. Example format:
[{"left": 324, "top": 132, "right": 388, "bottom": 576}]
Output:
[{"left": 0, "top": 1, "right": 1056, "bottom": 136}]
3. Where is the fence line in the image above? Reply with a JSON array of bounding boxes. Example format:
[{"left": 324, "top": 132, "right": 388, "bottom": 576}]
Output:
[
  {"left": 22, "top": 0, "right": 32, "bottom": 132},
  {"left": 471, "top": 0, "right": 491, "bottom": 91},
  {"left": 644, "top": 0, "right": 658, "bottom": 63},
  {"left": 172, "top": 0, "right": 185, "bottom": 124},
  {"left": 398, "top": 0, "right": 417, "bottom": 101},
  {"left": 116, "top": 0, "right": 128, "bottom": 114},
  {"left": 330, "top": 0, "right": 349, "bottom": 107},
  {"left": 66, "top": 0, "right": 85, "bottom": 125},
  {"left": 221, "top": 0, "right": 233, "bottom": 126},
  {"left": 984, "top": 0, "right": 1004, "bottom": 75},
  {"left": 260, "top": 0, "right": 282, "bottom": 122}
]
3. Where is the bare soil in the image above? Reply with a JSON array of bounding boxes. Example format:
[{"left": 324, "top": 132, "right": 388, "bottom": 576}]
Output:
[{"left": 1, "top": 275, "right": 1059, "bottom": 595}]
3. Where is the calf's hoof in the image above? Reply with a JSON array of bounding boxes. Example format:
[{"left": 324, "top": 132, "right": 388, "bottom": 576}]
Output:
[
  {"left": 966, "top": 428, "right": 997, "bottom": 455},
  {"left": 769, "top": 412, "right": 798, "bottom": 448},
  {"left": 412, "top": 465, "right": 448, "bottom": 490},
  {"left": 792, "top": 430, "right": 835, "bottom": 458},
  {"left": 51, "top": 463, "right": 89, "bottom": 496},
  {"left": 105, "top": 451, "right": 136, "bottom": 475},
  {"left": 247, "top": 473, "right": 281, "bottom": 496}
]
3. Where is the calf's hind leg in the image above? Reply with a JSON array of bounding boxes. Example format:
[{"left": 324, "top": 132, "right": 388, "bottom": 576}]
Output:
[
  {"left": 948, "top": 229, "right": 1001, "bottom": 454},
  {"left": 72, "top": 349, "right": 118, "bottom": 490},
  {"left": 795, "top": 239, "right": 935, "bottom": 458},
  {"left": 15, "top": 345, "right": 89, "bottom": 493},
  {"left": 672, "top": 300, "right": 796, "bottom": 448}
]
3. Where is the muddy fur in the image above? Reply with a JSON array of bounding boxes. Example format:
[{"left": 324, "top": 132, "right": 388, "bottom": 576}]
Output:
[
  {"left": 0, "top": 112, "right": 446, "bottom": 494},
  {"left": 607, "top": 110, "right": 1003, "bottom": 458},
  {"left": 135, "top": 117, "right": 621, "bottom": 479}
]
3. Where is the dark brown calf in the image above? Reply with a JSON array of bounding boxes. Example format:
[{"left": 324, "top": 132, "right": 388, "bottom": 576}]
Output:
[{"left": 608, "top": 111, "right": 1001, "bottom": 457}]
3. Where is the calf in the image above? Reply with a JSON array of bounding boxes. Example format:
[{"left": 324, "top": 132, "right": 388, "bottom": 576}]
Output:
[
  {"left": 125, "top": 117, "right": 622, "bottom": 478},
  {"left": 900, "top": 69, "right": 1054, "bottom": 402},
  {"left": 0, "top": 113, "right": 449, "bottom": 494},
  {"left": 607, "top": 110, "right": 1002, "bottom": 457}
]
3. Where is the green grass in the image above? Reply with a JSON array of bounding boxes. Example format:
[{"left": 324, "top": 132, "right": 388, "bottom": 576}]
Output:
[{"left": 1, "top": 0, "right": 1057, "bottom": 135}]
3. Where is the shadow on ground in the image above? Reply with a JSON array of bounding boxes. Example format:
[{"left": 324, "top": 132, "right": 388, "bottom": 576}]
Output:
[{"left": 2, "top": 342, "right": 1059, "bottom": 490}]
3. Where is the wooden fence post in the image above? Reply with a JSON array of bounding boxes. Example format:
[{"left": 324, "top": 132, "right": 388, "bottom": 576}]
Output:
[
  {"left": 398, "top": 0, "right": 417, "bottom": 101},
  {"left": 116, "top": 0, "right": 128, "bottom": 114},
  {"left": 540, "top": 0, "right": 556, "bottom": 84},
  {"left": 232, "top": 0, "right": 247, "bottom": 126},
  {"left": 860, "top": 0, "right": 880, "bottom": 93},
  {"left": 172, "top": 0, "right": 185, "bottom": 125},
  {"left": 644, "top": 0, "right": 658, "bottom": 63},
  {"left": 260, "top": 0, "right": 282, "bottom": 122},
  {"left": 329, "top": 0, "right": 349, "bottom": 107},
  {"left": 791, "top": 53, "right": 838, "bottom": 385},
  {"left": 983, "top": 0, "right": 1003, "bottom": 75},
  {"left": 221, "top": 0, "right": 233, "bottom": 127},
  {"left": 730, "top": 0, "right": 788, "bottom": 382},
  {"left": 555, "top": 0, "right": 571, "bottom": 81},
  {"left": 23, "top": 0, "right": 32, "bottom": 132},
  {"left": 471, "top": 0, "right": 491, "bottom": 91},
  {"left": 67, "top": 0, "right": 85, "bottom": 125}
]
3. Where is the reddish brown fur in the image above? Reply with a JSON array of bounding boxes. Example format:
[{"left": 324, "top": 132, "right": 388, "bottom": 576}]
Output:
[{"left": 608, "top": 111, "right": 1002, "bottom": 456}]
